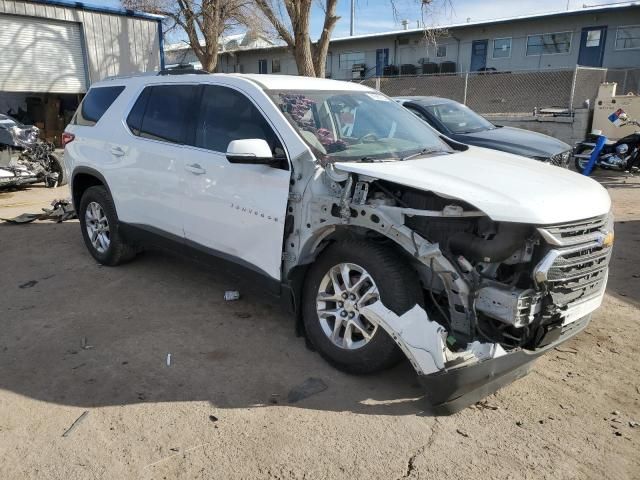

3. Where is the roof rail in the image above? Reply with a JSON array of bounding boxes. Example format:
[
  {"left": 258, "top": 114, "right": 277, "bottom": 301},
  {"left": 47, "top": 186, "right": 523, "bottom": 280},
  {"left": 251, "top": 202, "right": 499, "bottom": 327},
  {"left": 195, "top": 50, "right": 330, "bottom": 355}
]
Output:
[
  {"left": 158, "top": 64, "right": 209, "bottom": 76},
  {"left": 103, "top": 71, "right": 158, "bottom": 81}
]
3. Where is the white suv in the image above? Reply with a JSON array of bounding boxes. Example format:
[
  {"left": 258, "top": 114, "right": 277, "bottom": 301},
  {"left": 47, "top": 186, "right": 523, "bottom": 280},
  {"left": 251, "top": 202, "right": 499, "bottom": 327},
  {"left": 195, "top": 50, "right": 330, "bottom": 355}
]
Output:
[{"left": 64, "top": 71, "right": 613, "bottom": 412}]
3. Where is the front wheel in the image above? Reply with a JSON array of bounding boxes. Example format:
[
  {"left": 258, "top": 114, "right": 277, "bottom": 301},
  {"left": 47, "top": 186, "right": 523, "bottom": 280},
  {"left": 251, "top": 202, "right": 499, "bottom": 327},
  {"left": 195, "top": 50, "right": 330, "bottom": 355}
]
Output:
[
  {"left": 302, "top": 240, "right": 422, "bottom": 374},
  {"left": 42, "top": 155, "right": 66, "bottom": 187},
  {"left": 574, "top": 145, "right": 596, "bottom": 172},
  {"left": 50, "top": 154, "right": 66, "bottom": 186}
]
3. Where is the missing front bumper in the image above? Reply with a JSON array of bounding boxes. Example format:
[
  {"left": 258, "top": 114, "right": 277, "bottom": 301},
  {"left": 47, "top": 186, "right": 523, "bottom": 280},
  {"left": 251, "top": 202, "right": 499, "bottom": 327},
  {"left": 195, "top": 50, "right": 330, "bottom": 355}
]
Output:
[{"left": 419, "top": 313, "right": 592, "bottom": 414}]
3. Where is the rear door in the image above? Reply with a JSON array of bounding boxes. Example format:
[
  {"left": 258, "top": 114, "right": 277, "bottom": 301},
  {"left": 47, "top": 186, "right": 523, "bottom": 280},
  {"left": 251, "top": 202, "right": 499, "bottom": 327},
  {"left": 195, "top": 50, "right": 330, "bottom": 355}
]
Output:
[
  {"left": 110, "top": 84, "right": 199, "bottom": 238},
  {"left": 181, "top": 84, "right": 291, "bottom": 281}
]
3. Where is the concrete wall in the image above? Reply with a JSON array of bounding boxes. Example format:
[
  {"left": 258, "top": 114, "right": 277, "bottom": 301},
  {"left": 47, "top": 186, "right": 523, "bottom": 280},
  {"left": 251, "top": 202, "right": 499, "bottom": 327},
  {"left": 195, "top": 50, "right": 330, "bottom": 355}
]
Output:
[
  {"left": 0, "top": 0, "right": 161, "bottom": 84},
  {"left": 485, "top": 109, "right": 591, "bottom": 146}
]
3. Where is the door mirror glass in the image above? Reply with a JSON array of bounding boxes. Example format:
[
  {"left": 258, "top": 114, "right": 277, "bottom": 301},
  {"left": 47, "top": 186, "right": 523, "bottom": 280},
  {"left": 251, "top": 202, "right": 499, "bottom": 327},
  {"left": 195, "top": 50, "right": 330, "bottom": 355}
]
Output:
[{"left": 226, "top": 139, "right": 274, "bottom": 164}]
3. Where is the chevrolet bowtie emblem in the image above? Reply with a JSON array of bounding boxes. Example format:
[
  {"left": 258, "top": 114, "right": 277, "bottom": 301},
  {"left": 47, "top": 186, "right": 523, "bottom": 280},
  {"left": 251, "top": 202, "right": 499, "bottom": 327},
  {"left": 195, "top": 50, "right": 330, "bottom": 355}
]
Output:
[{"left": 597, "top": 230, "right": 614, "bottom": 248}]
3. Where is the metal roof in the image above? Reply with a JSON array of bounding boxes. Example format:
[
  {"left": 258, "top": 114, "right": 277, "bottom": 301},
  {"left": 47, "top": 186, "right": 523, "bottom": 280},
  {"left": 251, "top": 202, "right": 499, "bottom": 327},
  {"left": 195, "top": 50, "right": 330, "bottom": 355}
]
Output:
[{"left": 25, "top": 0, "right": 163, "bottom": 22}]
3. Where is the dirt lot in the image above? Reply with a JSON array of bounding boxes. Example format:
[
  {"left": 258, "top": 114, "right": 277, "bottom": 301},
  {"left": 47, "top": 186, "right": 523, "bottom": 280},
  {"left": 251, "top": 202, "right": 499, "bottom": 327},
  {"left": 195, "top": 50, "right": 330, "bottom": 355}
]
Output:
[{"left": 0, "top": 175, "right": 639, "bottom": 480}]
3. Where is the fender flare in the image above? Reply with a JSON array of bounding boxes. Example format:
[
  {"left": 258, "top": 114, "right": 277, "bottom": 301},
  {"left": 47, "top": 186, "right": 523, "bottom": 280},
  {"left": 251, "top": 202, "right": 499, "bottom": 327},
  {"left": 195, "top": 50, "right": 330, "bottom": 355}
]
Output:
[{"left": 70, "top": 167, "right": 114, "bottom": 211}]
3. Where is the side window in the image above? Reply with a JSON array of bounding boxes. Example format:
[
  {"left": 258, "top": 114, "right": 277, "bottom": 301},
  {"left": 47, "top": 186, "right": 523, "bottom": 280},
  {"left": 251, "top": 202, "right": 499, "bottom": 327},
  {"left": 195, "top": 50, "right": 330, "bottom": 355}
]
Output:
[
  {"left": 126, "top": 87, "right": 150, "bottom": 136},
  {"left": 74, "top": 86, "right": 125, "bottom": 126},
  {"left": 195, "top": 85, "right": 284, "bottom": 157},
  {"left": 132, "top": 85, "right": 197, "bottom": 144}
]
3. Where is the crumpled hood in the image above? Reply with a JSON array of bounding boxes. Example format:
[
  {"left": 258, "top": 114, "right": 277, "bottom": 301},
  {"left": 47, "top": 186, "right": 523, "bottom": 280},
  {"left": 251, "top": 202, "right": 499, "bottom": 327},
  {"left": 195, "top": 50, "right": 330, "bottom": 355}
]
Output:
[
  {"left": 454, "top": 126, "right": 570, "bottom": 159},
  {"left": 335, "top": 146, "right": 611, "bottom": 225}
]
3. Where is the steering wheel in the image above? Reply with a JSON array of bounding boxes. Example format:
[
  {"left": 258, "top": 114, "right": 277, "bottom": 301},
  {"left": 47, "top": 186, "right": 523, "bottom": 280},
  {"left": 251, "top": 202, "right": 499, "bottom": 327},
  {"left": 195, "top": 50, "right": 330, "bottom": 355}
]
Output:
[{"left": 356, "top": 132, "right": 379, "bottom": 143}]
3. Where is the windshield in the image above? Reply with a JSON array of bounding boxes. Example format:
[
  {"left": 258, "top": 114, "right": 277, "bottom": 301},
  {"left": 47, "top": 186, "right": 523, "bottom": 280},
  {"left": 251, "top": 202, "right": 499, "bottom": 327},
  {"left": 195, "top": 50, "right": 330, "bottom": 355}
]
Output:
[
  {"left": 423, "top": 102, "right": 495, "bottom": 134},
  {"left": 268, "top": 89, "right": 451, "bottom": 164}
]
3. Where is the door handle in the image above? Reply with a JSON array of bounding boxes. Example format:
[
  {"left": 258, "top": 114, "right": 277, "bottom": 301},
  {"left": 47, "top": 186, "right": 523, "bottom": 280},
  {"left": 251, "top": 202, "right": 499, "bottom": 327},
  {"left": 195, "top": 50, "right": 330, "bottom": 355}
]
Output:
[
  {"left": 110, "top": 146, "right": 126, "bottom": 157},
  {"left": 185, "top": 163, "right": 206, "bottom": 175}
]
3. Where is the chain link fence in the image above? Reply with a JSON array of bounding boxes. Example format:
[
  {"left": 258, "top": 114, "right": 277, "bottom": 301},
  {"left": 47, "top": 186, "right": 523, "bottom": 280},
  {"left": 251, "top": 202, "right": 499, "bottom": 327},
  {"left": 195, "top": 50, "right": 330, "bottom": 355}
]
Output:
[
  {"left": 360, "top": 66, "right": 640, "bottom": 115},
  {"left": 605, "top": 67, "right": 640, "bottom": 95}
]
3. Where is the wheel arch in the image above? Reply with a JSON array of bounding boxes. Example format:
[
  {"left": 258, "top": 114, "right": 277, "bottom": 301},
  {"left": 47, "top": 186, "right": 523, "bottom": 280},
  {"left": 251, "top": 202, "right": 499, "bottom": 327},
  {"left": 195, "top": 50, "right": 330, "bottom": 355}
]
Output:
[
  {"left": 286, "top": 224, "right": 424, "bottom": 331},
  {"left": 71, "top": 167, "right": 113, "bottom": 212}
]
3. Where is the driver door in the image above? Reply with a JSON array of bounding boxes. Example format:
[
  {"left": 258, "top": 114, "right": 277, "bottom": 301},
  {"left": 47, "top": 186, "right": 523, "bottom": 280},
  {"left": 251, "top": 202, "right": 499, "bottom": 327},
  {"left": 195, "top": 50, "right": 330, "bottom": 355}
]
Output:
[{"left": 181, "top": 84, "right": 291, "bottom": 282}]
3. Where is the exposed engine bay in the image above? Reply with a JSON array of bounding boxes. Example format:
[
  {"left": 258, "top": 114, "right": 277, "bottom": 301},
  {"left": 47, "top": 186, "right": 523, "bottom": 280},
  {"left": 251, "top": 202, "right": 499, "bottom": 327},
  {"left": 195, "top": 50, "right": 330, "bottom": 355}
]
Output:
[{"left": 283, "top": 162, "right": 613, "bottom": 381}]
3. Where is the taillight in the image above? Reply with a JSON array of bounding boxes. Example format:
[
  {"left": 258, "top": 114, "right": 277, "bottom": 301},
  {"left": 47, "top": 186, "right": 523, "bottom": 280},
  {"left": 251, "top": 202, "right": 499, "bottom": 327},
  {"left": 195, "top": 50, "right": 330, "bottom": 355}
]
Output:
[{"left": 61, "top": 132, "right": 75, "bottom": 147}]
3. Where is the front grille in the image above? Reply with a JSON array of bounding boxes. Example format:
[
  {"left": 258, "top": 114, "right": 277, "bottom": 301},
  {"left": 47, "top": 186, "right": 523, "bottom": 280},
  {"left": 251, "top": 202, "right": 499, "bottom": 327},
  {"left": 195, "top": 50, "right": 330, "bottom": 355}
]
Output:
[
  {"left": 536, "top": 215, "right": 612, "bottom": 309},
  {"left": 546, "top": 244, "right": 611, "bottom": 306},
  {"left": 540, "top": 215, "right": 607, "bottom": 246},
  {"left": 549, "top": 150, "right": 571, "bottom": 168}
]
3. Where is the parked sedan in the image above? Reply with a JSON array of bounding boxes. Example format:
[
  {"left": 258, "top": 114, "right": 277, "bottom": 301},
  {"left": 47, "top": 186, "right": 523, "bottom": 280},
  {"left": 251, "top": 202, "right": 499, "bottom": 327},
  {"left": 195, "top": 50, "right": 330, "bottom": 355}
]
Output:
[{"left": 394, "top": 96, "right": 572, "bottom": 168}]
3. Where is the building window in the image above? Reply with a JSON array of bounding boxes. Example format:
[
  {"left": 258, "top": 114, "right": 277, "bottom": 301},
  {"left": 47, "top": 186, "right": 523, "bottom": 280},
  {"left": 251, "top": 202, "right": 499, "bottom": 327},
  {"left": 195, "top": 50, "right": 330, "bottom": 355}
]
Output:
[
  {"left": 492, "top": 38, "right": 512, "bottom": 58},
  {"left": 258, "top": 59, "right": 267, "bottom": 74},
  {"left": 339, "top": 52, "right": 365, "bottom": 70},
  {"left": 616, "top": 25, "right": 640, "bottom": 50},
  {"left": 272, "top": 59, "right": 281, "bottom": 73},
  {"left": 436, "top": 44, "right": 447, "bottom": 57},
  {"left": 586, "top": 30, "right": 602, "bottom": 47},
  {"left": 526, "top": 32, "right": 572, "bottom": 55}
]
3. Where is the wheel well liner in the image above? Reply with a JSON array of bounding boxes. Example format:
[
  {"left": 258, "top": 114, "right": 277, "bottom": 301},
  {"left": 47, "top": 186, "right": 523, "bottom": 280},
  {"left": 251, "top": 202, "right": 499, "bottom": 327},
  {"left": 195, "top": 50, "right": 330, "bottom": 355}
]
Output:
[{"left": 71, "top": 167, "right": 112, "bottom": 212}]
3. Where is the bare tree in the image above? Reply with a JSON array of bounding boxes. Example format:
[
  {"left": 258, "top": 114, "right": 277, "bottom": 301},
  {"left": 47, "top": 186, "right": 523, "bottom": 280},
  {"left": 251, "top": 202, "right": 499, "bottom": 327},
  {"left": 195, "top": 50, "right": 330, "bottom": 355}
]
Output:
[
  {"left": 121, "top": 0, "right": 256, "bottom": 72},
  {"left": 390, "top": 0, "right": 453, "bottom": 46},
  {"left": 253, "top": 0, "right": 339, "bottom": 78}
]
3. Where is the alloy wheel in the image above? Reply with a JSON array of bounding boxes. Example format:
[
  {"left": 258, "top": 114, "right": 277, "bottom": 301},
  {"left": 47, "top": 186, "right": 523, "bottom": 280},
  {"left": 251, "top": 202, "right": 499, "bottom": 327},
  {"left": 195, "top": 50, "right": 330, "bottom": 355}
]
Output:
[
  {"left": 316, "top": 262, "right": 380, "bottom": 350},
  {"left": 85, "top": 201, "right": 110, "bottom": 253}
]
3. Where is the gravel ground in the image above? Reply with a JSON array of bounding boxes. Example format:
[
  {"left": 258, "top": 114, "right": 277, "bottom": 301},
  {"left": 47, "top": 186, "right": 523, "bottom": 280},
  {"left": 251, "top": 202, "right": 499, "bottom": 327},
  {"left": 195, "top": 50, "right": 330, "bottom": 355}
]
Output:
[{"left": 0, "top": 174, "right": 639, "bottom": 480}]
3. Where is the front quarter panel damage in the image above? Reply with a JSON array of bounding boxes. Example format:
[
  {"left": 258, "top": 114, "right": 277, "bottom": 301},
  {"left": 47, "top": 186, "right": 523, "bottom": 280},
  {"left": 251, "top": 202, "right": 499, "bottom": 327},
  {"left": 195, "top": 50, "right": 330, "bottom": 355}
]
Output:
[
  {"left": 282, "top": 159, "right": 606, "bottom": 411},
  {"left": 360, "top": 301, "right": 507, "bottom": 377}
]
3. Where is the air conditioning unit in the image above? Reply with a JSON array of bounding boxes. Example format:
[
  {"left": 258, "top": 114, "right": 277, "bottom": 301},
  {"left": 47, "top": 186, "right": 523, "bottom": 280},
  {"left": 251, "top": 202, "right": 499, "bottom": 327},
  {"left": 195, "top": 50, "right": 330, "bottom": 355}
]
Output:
[{"left": 351, "top": 63, "right": 366, "bottom": 79}]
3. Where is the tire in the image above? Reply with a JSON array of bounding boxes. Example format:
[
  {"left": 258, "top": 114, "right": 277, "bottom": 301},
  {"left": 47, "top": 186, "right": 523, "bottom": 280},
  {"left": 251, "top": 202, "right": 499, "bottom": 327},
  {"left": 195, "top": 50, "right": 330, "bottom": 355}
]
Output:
[
  {"left": 78, "top": 186, "right": 136, "bottom": 266},
  {"left": 302, "top": 240, "right": 422, "bottom": 374},
  {"left": 43, "top": 155, "right": 66, "bottom": 188},
  {"left": 50, "top": 154, "right": 67, "bottom": 186},
  {"left": 574, "top": 145, "right": 596, "bottom": 172}
]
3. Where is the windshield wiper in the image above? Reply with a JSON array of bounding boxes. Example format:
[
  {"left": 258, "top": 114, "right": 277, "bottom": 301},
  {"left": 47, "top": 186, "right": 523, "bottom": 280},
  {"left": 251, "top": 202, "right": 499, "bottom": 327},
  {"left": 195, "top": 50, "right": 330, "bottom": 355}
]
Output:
[
  {"left": 400, "top": 148, "right": 447, "bottom": 161},
  {"left": 359, "top": 156, "right": 397, "bottom": 163}
]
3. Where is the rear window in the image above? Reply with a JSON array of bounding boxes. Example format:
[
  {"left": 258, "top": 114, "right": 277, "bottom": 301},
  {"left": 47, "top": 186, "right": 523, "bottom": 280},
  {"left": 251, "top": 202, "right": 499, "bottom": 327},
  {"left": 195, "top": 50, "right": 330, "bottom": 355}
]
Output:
[
  {"left": 74, "top": 86, "right": 125, "bottom": 126},
  {"left": 127, "top": 85, "right": 197, "bottom": 144}
]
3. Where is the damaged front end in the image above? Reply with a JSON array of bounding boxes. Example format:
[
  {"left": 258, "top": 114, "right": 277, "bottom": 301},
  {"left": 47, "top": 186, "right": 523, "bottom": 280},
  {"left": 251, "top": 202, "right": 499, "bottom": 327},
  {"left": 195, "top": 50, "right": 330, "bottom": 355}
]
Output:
[
  {"left": 284, "top": 164, "right": 613, "bottom": 413},
  {"left": 0, "top": 114, "right": 62, "bottom": 189}
]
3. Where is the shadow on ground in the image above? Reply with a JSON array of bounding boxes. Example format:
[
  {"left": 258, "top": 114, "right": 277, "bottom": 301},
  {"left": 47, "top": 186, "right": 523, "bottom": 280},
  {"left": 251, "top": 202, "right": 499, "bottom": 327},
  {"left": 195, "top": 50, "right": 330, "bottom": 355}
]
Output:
[
  {"left": 0, "top": 222, "right": 430, "bottom": 416},
  {"left": 1, "top": 213, "right": 636, "bottom": 416},
  {"left": 592, "top": 171, "right": 640, "bottom": 190}
]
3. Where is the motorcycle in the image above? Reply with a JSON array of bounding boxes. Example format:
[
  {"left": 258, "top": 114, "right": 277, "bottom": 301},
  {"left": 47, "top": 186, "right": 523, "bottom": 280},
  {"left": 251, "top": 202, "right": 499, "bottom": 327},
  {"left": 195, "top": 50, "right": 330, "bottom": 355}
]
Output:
[
  {"left": 574, "top": 115, "right": 640, "bottom": 173},
  {"left": 0, "top": 114, "right": 66, "bottom": 189}
]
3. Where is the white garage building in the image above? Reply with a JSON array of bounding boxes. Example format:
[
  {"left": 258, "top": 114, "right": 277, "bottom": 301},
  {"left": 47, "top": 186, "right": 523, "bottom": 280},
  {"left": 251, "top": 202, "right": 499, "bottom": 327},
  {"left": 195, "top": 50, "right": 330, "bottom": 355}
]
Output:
[{"left": 0, "top": 0, "right": 164, "bottom": 144}]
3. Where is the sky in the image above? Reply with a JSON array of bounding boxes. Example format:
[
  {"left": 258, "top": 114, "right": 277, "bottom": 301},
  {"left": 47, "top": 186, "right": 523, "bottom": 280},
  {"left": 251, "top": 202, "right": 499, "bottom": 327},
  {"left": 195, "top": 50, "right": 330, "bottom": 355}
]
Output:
[{"left": 95, "top": 0, "right": 622, "bottom": 41}]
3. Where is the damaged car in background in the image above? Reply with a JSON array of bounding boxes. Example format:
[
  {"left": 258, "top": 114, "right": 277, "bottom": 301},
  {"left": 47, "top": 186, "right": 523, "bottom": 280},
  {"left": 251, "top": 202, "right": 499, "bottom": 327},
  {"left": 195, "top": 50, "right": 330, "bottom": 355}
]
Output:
[
  {"left": 64, "top": 73, "right": 613, "bottom": 412},
  {"left": 0, "top": 114, "right": 66, "bottom": 189}
]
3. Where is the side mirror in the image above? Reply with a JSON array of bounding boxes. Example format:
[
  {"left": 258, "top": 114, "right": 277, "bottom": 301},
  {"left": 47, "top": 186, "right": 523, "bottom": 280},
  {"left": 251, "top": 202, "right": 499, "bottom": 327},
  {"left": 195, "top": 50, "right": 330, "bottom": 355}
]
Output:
[{"left": 226, "top": 139, "right": 274, "bottom": 164}]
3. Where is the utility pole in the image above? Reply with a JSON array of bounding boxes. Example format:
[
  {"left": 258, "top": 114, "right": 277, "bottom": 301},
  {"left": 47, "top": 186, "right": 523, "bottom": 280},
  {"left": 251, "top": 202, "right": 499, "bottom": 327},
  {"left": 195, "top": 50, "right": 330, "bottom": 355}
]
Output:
[{"left": 350, "top": 0, "right": 355, "bottom": 36}]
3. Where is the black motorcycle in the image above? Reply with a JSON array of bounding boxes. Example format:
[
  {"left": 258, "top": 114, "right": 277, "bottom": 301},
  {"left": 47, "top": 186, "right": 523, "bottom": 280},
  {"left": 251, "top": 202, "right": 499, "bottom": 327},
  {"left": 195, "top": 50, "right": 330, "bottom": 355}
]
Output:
[{"left": 574, "top": 118, "right": 640, "bottom": 173}]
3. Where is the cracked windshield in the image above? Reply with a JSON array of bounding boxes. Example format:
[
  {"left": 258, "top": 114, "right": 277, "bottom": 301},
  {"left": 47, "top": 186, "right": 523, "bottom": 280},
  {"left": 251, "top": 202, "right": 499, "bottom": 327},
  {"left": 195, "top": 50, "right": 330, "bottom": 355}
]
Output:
[{"left": 269, "top": 90, "right": 452, "bottom": 163}]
